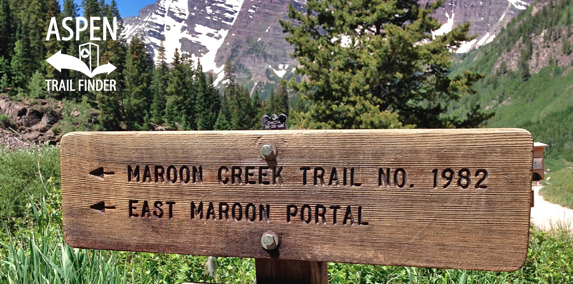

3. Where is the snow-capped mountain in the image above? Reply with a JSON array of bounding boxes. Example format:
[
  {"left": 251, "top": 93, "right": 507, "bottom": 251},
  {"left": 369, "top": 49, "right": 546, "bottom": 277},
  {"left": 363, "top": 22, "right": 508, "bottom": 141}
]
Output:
[
  {"left": 123, "top": 0, "right": 535, "bottom": 92},
  {"left": 425, "top": 0, "right": 535, "bottom": 52}
]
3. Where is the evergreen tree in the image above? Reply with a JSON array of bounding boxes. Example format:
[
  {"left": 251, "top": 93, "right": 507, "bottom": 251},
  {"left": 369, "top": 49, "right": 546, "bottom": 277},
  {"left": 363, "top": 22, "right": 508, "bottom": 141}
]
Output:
[
  {"left": 124, "top": 35, "right": 153, "bottom": 130},
  {"left": 519, "top": 41, "right": 532, "bottom": 81},
  {"left": 0, "top": 56, "right": 11, "bottom": 90},
  {"left": 59, "top": 0, "right": 79, "bottom": 99},
  {"left": 220, "top": 59, "right": 236, "bottom": 125},
  {"left": 63, "top": 0, "right": 78, "bottom": 18},
  {"left": 97, "top": 5, "right": 127, "bottom": 130},
  {"left": 0, "top": 0, "right": 14, "bottom": 61},
  {"left": 97, "top": 46, "right": 124, "bottom": 130},
  {"left": 196, "top": 66, "right": 221, "bottom": 130},
  {"left": 43, "top": 0, "right": 62, "bottom": 82},
  {"left": 280, "top": 0, "right": 487, "bottom": 129},
  {"left": 11, "top": 25, "right": 36, "bottom": 90},
  {"left": 214, "top": 110, "right": 231, "bottom": 130},
  {"left": 229, "top": 85, "right": 254, "bottom": 129},
  {"left": 0, "top": 73, "right": 8, "bottom": 90},
  {"left": 82, "top": 0, "right": 100, "bottom": 20},
  {"left": 150, "top": 41, "right": 169, "bottom": 125},
  {"left": 107, "top": 0, "right": 120, "bottom": 19},
  {"left": 28, "top": 70, "right": 47, "bottom": 99},
  {"left": 165, "top": 48, "right": 186, "bottom": 128},
  {"left": 24, "top": 0, "right": 49, "bottom": 75},
  {"left": 97, "top": 27, "right": 127, "bottom": 130},
  {"left": 269, "top": 80, "right": 289, "bottom": 116},
  {"left": 563, "top": 35, "right": 572, "bottom": 56},
  {"left": 251, "top": 90, "right": 265, "bottom": 127},
  {"left": 179, "top": 54, "right": 197, "bottom": 130}
]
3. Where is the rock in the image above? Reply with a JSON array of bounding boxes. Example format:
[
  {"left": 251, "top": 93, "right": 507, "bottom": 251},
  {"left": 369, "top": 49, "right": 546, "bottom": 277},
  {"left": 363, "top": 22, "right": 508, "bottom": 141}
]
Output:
[
  {"left": 0, "top": 129, "right": 34, "bottom": 149},
  {"left": 153, "top": 124, "right": 166, "bottom": 131},
  {"left": 31, "top": 115, "right": 50, "bottom": 132},
  {"left": 22, "top": 130, "right": 42, "bottom": 141},
  {"left": 70, "top": 109, "right": 80, "bottom": 118},
  {"left": 0, "top": 96, "right": 63, "bottom": 146},
  {"left": 44, "top": 128, "right": 55, "bottom": 140}
]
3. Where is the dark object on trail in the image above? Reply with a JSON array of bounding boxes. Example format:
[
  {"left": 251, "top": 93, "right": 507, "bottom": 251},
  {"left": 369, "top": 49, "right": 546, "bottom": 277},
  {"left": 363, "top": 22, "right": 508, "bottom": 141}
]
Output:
[{"left": 261, "top": 114, "right": 287, "bottom": 130}]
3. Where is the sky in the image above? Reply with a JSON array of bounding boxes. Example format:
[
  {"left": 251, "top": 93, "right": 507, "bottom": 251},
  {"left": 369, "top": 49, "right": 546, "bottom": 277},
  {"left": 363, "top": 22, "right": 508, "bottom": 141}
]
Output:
[
  {"left": 61, "top": 0, "right": 156, "bottom": 18},
  {"left": 114, "top": 0, "right": 156, "bottom": 18}
]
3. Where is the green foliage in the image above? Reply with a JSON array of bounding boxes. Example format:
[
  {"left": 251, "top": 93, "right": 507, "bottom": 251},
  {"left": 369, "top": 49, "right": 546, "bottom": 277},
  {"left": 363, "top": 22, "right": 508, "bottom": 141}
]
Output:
[
  {"left": 220, "top": 59, "right": 264, "bottom": 130},
  {"left": 563, "top": 35, "right": 572, "bottom": 55},
  {"left": 281, "top": 0, "right": 488, "bottom": 129},
  {"left": 0, "top": 113, "right": 9, "bottom": 123},
  {"left": 98, "top": 24, "right": 127, "bottom": 130},
  {"left": 540, "top": 168, "right": 573, "bottom": 209},
  {"left": 10, "top": 31, "right": 36, "bottom": 91},
  {"left": 268, "top": 80, "right": 289, "bottom": 116},
  {"left": 213, "top": 110, "right": 231, "bottom": 130},
  {"left": 28, "top": 70, "right": 47, "bottom": 99},
  {"left": 43, "top": 0, "right": 61, "bottom": 81},
  {"left": 0, "top": 146, "right": 60, "bottom": 233},
  {"left": 124, "top": 35, "right": 153, "bottom": 130},
  {"left": 164, "top": 49, "right": 187, "bottom": 128},
  {"left": 57, "top": 96, "right": 97, "bottom": 134},
  {"left": 0, "top": 0, "right": 15, "bottom": 60},
  {"left": 0, "top": 71, "right": 9, "bottom": 90},
  {"left": 195, "top": 70, "right": 221, "bottom": 130},
  {"left": 150, "top": 41, "right": 169, "bottom": 125}
]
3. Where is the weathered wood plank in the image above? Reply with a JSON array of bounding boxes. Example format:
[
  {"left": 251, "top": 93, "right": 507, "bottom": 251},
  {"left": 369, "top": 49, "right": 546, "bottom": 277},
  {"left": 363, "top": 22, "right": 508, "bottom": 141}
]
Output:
[{"left": 60, "top": 129, "right": 533, "bottom": 271}]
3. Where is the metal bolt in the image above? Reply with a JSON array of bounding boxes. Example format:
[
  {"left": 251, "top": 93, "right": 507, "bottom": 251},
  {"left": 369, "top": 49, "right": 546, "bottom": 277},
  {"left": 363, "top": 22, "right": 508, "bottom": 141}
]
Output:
[
  {"left": 260, "top": 144, "right": 276, "bottom": 160},
  {"left": 261, "top": 231, "right": 279, "bottom": 250}
]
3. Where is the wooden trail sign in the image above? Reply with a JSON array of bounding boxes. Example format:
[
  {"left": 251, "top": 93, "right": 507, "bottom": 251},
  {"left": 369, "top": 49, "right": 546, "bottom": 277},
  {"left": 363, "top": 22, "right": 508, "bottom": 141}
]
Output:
[{"left": 60, "top": 129, "right": 533, "bottom": 272}]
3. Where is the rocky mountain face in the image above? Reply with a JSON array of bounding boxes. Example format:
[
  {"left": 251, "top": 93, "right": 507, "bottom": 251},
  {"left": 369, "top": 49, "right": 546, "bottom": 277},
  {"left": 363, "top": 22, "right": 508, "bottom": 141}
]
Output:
[
  {"left": 423, "top": 0, "right": 535, "bottom": 52},
  {"left": 123, "top": 0, "right": 534, "bottom": 96}
]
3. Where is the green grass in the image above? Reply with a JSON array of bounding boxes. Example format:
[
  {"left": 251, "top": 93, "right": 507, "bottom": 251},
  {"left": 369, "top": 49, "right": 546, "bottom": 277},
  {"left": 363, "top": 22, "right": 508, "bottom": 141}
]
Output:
[
  {"left": 0, "top": 113, "right": 10, "bottom": 123},
  {"left": 0, "top": 146, "right": 60, "bottom": 235},
  {"left": 2, "top": 147, "right": 573, "bottom": 283},
  {"left": 540, "top": 168, "right": 573, "bottom": 209}
]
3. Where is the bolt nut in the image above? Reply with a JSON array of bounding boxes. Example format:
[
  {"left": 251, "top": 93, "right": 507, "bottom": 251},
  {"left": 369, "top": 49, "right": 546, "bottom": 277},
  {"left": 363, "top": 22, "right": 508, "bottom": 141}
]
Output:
[
  {"left": 260, "top": 144, "right": 276, "bottom": 160},
  {"left": 261, "top": 231, "right": 279, "bottom": 251}
]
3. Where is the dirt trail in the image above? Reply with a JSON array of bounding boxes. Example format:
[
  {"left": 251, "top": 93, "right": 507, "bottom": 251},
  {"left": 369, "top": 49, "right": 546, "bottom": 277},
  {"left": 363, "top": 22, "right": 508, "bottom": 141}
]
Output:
[{"left": 530, "top": 186, "right": 573, "bottom": 232}]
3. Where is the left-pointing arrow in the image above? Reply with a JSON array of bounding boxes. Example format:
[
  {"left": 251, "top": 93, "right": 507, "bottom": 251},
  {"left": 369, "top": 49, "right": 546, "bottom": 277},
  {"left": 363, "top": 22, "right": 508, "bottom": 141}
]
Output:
[
  {"left": 90, "top": 201, "right": 116, "bottom": 213},
  {"left": 89, "top": 167, "right": 115, "bottom": 179}
]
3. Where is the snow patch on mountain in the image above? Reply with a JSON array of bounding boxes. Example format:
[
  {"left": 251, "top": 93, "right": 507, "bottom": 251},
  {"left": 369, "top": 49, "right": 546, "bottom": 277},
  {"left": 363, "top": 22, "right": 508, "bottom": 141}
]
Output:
[
  {"left": 123, "top": 0, "right": 245, "bottom": 74},
  {"left": 499, "top": 12, "right": 507, "bottom": 22},
  {"left": 508, "top": 0, "right": 529, "bottom": 10},
  {"left": 477, "top": 32, "right": 491, "bottom": 46},
  {"left": 457, "top": 38, "right": 478, "bottom": 53},
  {"left": 486, "top": 35, "right": 496, "bottom": 45},
  {"left": 432, "top": 12, "right": 454, "bottom": 37},
  {"left": 269, "top": 64, "right": 289, "bottom": 78},
  {"left": 213, "top": 69, "right": 226, "bottom": 86},
  {"left": 163, "top": 0, "right": 192, "bottom": 62},
  {"left": 189, "top": 25, "right": 229, "bottom": 72}
]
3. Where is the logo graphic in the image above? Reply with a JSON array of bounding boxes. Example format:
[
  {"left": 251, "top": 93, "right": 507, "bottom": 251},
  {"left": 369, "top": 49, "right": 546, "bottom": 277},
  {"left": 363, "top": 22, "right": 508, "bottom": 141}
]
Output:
[{"left": 46, "top": 43, "right": 116, "bottom": 78}]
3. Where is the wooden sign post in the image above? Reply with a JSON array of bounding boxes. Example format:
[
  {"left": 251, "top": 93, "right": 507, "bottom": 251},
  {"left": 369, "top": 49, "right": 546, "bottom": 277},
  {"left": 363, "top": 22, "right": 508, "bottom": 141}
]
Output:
[{"left": 60, "top": 129, "right": 533, "bottom": 282}]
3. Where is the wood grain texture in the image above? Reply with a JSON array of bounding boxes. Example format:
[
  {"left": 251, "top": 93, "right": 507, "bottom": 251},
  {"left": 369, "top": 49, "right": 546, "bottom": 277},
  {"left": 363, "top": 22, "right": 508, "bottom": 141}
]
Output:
[{"left": 60, "top": 129, "right": 533, "bottom": 271}]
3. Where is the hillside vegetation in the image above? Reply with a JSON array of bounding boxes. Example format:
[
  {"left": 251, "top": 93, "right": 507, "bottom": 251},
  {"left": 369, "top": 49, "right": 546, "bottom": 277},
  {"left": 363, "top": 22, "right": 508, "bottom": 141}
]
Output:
[{"left": 449, "top": 0, "right": 573, "bottom": 170}]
